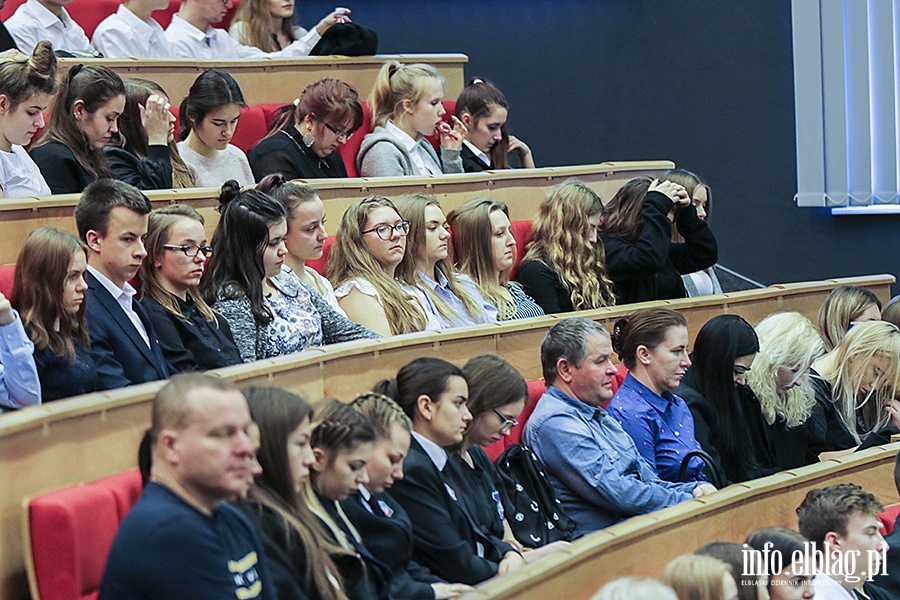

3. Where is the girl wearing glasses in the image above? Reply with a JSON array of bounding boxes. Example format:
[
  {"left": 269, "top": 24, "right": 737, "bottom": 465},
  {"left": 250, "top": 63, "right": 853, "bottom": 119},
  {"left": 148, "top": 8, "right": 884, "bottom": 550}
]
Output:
[
  {"left": 249, "top": 78, "right": 362, "bottom": 181},
  {"left": 327, "top": 195, "right": 437, "bottom": 336},
  {"left": 394, "top": 193, "right": 497, "bottom": 329},
  {"left": 140, "top": 204, "right": 242, "bottom": 372}
]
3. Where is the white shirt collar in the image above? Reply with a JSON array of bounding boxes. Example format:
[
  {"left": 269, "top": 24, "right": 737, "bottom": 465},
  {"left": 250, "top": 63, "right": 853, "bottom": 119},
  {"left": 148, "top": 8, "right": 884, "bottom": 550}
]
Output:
[
  {"left": 87, "top": 264, "right": 136, "bottom": 300},
  {"left": 384, "top": 121, "right": 420, "bottom": 153},
  {"left": 412, "top": 431, "right": 448, "bottom": 471},
  {"left": 27, "top": 0, "right": 73, "bottom": 28},
  {"left": 169, "top": 14, "right": 211, "bottom": 42},
  {"left": 358, "top": 484, "right": 372, "bottom": 501},
  {"left": 116, "top": 4, "right": 159, "bottom": 34},
  {"left": 463, "top": 139, "right": 490, "bottom": 166}
]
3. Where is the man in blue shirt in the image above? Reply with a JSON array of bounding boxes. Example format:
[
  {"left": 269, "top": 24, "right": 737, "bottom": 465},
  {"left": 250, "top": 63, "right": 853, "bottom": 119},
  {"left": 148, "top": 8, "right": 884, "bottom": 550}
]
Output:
[{"left": 524, "top": 317, "right": 716, "bottom": 537}]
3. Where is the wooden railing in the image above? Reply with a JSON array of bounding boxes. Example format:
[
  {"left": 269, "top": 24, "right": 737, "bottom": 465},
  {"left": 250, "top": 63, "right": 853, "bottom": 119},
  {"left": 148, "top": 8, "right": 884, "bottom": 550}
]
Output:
[{"left": 0, "top": 274, "right": 892, "bottom": 598}]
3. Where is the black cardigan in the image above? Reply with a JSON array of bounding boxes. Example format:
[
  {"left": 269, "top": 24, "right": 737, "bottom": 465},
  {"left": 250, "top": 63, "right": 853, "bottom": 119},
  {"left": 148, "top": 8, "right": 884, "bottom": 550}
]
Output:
[
  {"left": 30, "top": 140, "right": 94, "bottom": 194},
  {"left": 513, "top": 259, "right": 572, "bottom": 314},
  {"left": 105, "top": 145, "right": 173, "bottom": 190},
  {"left": 248, "top": 126, "right": 348, "bottom": 182},
  {"left": 600, "top": 190, "right": 717, "bottom": 304}
]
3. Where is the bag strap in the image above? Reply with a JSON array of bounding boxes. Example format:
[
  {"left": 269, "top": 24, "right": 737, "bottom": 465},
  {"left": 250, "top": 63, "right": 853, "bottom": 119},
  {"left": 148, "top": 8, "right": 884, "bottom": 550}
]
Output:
[{"left": 678, "top": 449, "right": 727, "bottom": 489}]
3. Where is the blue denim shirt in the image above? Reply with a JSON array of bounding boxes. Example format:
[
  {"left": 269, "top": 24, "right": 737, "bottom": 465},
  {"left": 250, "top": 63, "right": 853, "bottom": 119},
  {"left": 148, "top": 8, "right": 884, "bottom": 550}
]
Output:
[
  {"left": 607, "top": 374, "right": 707, "bottom": 483},
  {"left": 523, "top": 385, "right": 698, "bottom": 537},
  {"left": 417, "top": 270, "right": 498, "bottom": 329}
]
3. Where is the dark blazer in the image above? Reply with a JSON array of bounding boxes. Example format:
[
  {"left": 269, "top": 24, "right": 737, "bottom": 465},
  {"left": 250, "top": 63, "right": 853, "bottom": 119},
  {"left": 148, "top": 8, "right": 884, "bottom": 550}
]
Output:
[
  {"left": 0, "top": 20, "right": 17, "bottom": 52},
  {"left": 341, "top": 489, "right": 442, "bottom": 599},
  {"left": 387, "top": 436, "right": 514, "bottom": 585},
  {"left": 29, "top": 140, "right": 94, "bottom": 195},
  {"left": 104, "top": 145, "right": 173, "bottom": 190},
  {"left": 85, "top": 271, "right": 171, "bottom": 390},
  {"left": 514, "top": 259, "right": 573, "bottom": 314},
  {"left": 319, "top": 497, "right": 391, "bottom": 600},
  {"left": 460, "top": 144, "right": 490, "bottom": 173},
  {"left": 868, "top": 515, "right": 900, "bottom": 599},
  {"left": 248, "top": 126, "right": 348, "bottom": 182}
]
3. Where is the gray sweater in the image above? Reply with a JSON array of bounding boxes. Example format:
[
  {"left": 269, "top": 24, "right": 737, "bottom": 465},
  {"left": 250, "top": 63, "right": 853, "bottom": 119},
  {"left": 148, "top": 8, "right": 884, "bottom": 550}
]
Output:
[{"left": 356, "top": 125, "right": 463, "bottom": 177}]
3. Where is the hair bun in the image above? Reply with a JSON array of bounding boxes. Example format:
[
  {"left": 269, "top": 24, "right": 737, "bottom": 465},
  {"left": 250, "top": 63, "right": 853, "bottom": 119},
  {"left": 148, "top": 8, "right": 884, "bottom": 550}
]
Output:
[
  {"left": 29, "top": 41, "right": 58, "bottom": 79},
  {"left": 217, "top": 180, "right": 242, "bottom": 211},
  {"left": 610, "top": 317, "right": 629, "bottom": 355},
  {"left": 371, "top": 378, "right": 399, "bottom": 401},
  {"left": 66, "top": 63, "right": 84, "bottom": 81}
]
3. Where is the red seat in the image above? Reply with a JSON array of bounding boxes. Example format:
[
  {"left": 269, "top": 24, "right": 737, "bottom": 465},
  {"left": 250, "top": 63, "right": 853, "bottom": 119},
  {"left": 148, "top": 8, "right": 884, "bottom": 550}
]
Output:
[
  {"left": 880, "top": 504, "right": 900, "bottom": 534},
  {"left": 305, "top": 236, "right": 334, "bottom": 276},
  {"left": 508, "top": 220, "right": 533, "bottom": 279},
  {"left": 0, "top": 264, "right": 14, "bottom": 299}
]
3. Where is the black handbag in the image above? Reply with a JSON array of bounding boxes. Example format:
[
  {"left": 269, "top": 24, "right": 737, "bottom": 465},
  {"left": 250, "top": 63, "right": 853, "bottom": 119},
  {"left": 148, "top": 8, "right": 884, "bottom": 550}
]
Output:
[{"left": 678, "top": 449, "right": 727, "bottom": 490}]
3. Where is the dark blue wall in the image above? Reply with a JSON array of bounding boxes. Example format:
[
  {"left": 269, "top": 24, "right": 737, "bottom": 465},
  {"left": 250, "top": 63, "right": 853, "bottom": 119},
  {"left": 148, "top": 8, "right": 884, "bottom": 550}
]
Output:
[{"left": 299, "top": 0, "right": 900, "bottom": 289}]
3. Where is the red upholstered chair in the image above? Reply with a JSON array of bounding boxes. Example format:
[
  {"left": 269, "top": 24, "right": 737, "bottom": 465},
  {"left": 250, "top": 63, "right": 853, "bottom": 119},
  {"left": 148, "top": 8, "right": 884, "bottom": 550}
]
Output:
[
  {"left": 508, "top": 220, "right": 533, "bottom": 279},
  {"left": 305, "top": 236, "right": 334, "bottom": 276},
  {"left": 90, "top": 471, "right": 143, "bottom": 520},
  {"left": 880, "top": 504, "right": 900, "bottom": 534},
  {"left": 0, "top": 264, "right": 14, "bottom": 299}
]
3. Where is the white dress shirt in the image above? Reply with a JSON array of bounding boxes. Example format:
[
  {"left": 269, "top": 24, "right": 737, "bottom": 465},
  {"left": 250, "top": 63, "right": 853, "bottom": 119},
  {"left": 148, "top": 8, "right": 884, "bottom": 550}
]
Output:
[
  {"left": 87, "top": 265, "right": 151, "bottom": 348},
  {"left": 92, "top": 5, "right": 173, "bottom": 58},
  {"left": 165, "top": 14, "right": 320, "bottom": 60},
  {"left": 6, "top": 0, "right": 91, "bottom": 54},
  {"left": 384, "top": 121, "right": 442, "bottom": 176},
  {"left": 0, "top": 145, "right": 50, "bottom": 198}
]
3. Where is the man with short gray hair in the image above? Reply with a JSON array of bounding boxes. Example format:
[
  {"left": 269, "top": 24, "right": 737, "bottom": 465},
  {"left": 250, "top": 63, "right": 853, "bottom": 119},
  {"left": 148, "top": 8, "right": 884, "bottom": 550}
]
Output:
[{"left": 524, "top": 317, "right": 715, "bottom": 537}]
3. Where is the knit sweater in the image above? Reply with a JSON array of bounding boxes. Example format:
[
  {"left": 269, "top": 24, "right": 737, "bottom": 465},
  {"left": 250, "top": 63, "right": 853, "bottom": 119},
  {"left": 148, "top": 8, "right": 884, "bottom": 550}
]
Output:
[{"left": 356, "top": 125, "right": 463, "bottom": 177}]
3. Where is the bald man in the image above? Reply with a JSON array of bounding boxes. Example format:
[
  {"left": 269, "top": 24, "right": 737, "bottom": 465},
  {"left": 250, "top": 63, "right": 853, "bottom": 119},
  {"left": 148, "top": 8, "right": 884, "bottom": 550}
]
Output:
[{"left": 100, "top": 374, "right": 276, "bottom": 600}]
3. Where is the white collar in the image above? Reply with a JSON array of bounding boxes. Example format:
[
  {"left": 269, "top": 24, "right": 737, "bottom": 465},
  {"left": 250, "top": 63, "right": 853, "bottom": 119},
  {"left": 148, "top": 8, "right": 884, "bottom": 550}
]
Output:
[
  {"left": 116, "top": 4, "right": 159, "bottom": 32},
  {"left": 384, "top": 121, "right": 420, "bottom": 153},
  {"left": 412, "top": 431, "right": 447, "bottom": 471},
  {"left": 87, "top": 264, "right": 136, "bottom": 300},
  {"left": 27, "top": 0, "right": 72, "bottom": 28},
  {"left": 463, "top": 139, "right": 490, "bottom": 166},
  {"left": 170, "top": 14, "right": 212, "bottom": 41},
  {"left": 358, "top": 484, "right": 372, "bottom": 501}
]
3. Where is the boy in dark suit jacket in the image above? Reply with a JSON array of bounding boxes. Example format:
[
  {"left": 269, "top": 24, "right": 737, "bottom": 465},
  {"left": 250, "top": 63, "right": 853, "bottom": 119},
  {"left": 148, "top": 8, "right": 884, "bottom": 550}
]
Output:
[{"left": 75, "top": 179, "right": 171, "bottom": 389}]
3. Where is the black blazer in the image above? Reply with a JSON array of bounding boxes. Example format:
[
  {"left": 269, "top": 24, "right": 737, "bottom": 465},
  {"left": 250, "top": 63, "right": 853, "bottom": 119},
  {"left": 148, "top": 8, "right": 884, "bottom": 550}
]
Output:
[
  {"left": 460, "top": 144, "right": 490, "bottom": 173},
  {"left": 85, "top": 271, "right": 171, "bottom": 390},
  {"left": 29, "top": 140, "right": 94, "bottom": 195},
  {"left": 341, "top": 489, "right": 442, "bottom": 599},
  {"left": 237, "top": 502, "right": 313, "bottom": 600},
  {"left": 248, "top": 126, "right": 348, "bottom": 182},
  {"left": 386, "top": 437, "right": 514, "bottom": 585},
  {"left": 104, "top": 145, "right": 173, "bottom": 190}
]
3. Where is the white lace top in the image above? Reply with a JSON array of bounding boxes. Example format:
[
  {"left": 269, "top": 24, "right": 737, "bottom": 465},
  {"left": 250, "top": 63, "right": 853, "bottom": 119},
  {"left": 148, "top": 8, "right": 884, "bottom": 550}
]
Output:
[{"left": 334, "top": 277, "right": 440, "bottom": 332}]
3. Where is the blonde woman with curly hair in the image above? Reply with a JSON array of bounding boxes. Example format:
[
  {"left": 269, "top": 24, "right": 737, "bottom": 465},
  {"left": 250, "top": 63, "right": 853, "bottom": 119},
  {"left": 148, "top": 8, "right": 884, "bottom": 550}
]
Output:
[
  {"left": 747, "top": 312, "right": 853, "bottom": 470},
  {"left": 446, "top": 197, "right": 544, "bottom": 320},
  {"left": 326, "top": 196, "right": 437, "bottom": 336},
  {"left": 816, "top": 285, "right": 882, "bottom": 351},
  {"left": 393, "top": 193, "right": 497, "bottom": 329},
  {"left": 229, "top": 0, "right": 348, "bottom": 53},
  {"left": 661, "top": 554, "right": 738, "bottom": 600},
  {"left": 811, "top": 320, "right": 900, "bottom": 443},
  {"left": 514, "top": 179, "right": 616, "bottom": 314}
]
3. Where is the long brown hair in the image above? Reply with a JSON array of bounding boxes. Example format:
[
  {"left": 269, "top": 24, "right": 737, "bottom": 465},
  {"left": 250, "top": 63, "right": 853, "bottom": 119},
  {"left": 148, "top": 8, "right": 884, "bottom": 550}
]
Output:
[
  {"left": 601, "top": 176, "right": 654, "bottom": 244},
  {"left": 455, "top": 77, "right": 510, "bottom": 168},
  {"left": 231, "top": 0, "right": 297, "bottom": 52},
  {"left": 13, "top": 227, "right": 89, "bottom": 359}
]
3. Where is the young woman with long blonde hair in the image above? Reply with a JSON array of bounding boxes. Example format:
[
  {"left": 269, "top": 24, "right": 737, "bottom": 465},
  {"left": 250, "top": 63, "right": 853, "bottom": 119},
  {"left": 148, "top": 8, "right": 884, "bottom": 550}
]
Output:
[
  {"left": 816, "top": 285, "right": 882, "bottom": 352},
  {"left": 229, "top": 0, "right": 348, "bottom": 53}
]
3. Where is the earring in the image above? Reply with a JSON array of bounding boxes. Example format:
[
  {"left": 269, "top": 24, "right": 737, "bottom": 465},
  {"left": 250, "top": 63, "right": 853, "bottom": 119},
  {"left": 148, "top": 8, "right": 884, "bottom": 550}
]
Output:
[{"left": 301, "top": 127, "right": 315, "bottom": 148}]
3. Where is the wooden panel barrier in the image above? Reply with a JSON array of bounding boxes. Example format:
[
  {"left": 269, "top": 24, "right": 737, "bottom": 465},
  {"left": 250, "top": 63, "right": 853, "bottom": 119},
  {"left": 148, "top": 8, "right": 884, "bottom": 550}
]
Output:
[
  {"left": 57, "top": 54, "right": 468, "bottom": 107},
  {"left": 0, "top": 274, "right": 892, "bottom": 598},
  {"left": 0, "top": 161, "right": 673, "bottom": 266},
  {"left": 466, "top": 444, "right": 900, "bottom": 600}
]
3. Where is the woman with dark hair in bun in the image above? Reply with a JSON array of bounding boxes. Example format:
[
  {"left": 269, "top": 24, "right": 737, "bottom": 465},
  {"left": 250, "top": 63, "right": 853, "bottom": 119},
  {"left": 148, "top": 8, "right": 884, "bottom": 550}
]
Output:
[{"left": 249, "top": 78, "right": 363, "bottom": 181}]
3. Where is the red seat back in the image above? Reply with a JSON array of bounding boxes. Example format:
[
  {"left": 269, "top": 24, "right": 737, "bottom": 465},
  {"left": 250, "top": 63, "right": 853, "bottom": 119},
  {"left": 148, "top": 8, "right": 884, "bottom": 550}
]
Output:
[
  {"left": 880, "top": 504, "right": 900, "bottom": 534},
  {"left": 305, "top": 236, "right": 334, "bottom": 276},
  {"left": 508, "top": 220, "right": 533, "bottom": 279},
  {"left": 0, "top": 264, "right": 14, "bottom": 299}
]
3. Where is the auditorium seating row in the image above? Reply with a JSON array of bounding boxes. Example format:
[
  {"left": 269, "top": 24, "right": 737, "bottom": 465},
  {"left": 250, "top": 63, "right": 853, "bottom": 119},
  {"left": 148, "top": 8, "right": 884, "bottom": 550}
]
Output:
[{"left": 0, "top": 273, "right": 892, "bottom": 599}]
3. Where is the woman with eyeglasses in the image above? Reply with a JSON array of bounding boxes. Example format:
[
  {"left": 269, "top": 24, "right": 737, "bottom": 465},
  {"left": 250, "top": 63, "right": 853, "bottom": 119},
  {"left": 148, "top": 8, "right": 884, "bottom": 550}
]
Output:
[
  {"left": 327, "top": 195, "right": 437, "bottom": 336},
  {"left": 140, "top": 204, "right": 243, "bottom": 372},
  {"left": 249, "top": 78, "right": 362, "bottom": 181}
]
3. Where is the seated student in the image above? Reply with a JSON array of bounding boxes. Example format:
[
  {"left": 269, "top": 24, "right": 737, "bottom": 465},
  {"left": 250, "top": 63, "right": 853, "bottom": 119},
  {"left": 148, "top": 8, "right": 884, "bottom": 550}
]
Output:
[
  {"left": 345, "top": 392, "right": 474, "bottom": 600},
  {"left": 166, "top": 0, "right": 343, "bottom": 59},
  {"left": 607, "top": 308, "right": 707, "bottom": 483},
  {"left": 796, "top": 483, "right": 890, "bottom": 600},
  {"left": 357, "top": 61, "right": 466, "bottom": 177},
  {"left": 0, "top": 288, "right": 40, "bottom": 410},
  {"left": 30, "top": 65, "right": 126, "bottom": 195},
  {"left": 99, "top": 374, "right": 277, "bottom": 600},
  {"left": 0, "top": 41, "right": 56, "bottom": 198},
  {"left": 524, "top": 318, "right": 714, "bottom": 537},
  {"left": 6, "top": 0, "right": 90, "bottom": 54},
  {"left": 882, "top": 295, "right": 900, "bottom": 327},
  {"left": 374, "top": 357, "right": 525, "bottom": 585},
  {"left": 811, "top": 320, "right": 900, "bottom": 444},
  {"left": 446, "top": 197, "right": 544, "bottom": 320},
  {"left": 107, "top": 79, "right": 193, "bottom": 190},
  {"left": 515, "top": 179, "right": 616, "bottom": 314},
  {"left": 674, "top": 314, "right": 779, "bottom": 484},
  {"left": 745, "top": 528, "right": 815, "bottom": 600},
  {"left": 327, "top": 195, "right": 436, "bottom": 336},
  {"left": 599, "top": 177, "right": 718, "bottom": 304},
  {"left": 305, "top": 399, "right": 390, "bottom": 600},
  {"left": 394, "top": 193, "right": 497, "bottom": 329},
  {"left": 747, "top": 312, "right": 853, "bottom": 470},
  {"left": 694, "top": 541, "right": 766, "bottom": 600},
  {"left": 455, "top": 77, "right": 534, "bottom": 172},
  {"left": 817, "top": 285, "right": 883, "bottom": 352},
  {"left": 256, "top": 175, "right": 343, "bottom": 313},
  {"left": 74, "top": 179, "right": 171, "bottom": 389},
  {"left": 13, "top": 227, "right": 93, "bottom": 403},
  {"left": 660, "top": 169, "right": 722, "bottom": 297},
  {"left": 140, "top": 204, "right": 242, "bottom": 372},
  {"left": 229, "top": 0, "right": 348, "bottom": 52},
  {"left": 92, "top": 0, "right": 174, "bottom": 58},
  {"left": 249, "top": 78, "right": 361, "bottom": 181},
  {"left": 660, "top": 554, "right": 739, "bottom": 600},
  {"left": 176, "top": 69, "right": 254, "bottom": 188},
  {"left": 238, "top": 386, "right": 351, "bottom": 600}
]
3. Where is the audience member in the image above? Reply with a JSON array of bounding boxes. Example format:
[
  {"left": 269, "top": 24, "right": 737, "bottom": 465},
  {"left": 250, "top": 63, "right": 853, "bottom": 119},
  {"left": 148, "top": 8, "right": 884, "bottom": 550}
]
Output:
[
  {"left": 694, "top": 541, "right": 765, "bottom": 600},
  {"left": 7, "top": 0, "right": 90, "bottom": 54},
  {"left": 346, "top": 391, "right": 474, "bottom": 600},
  {"left": 140, "top": 204, "right": 243, "bottom": 372},
  {"left": 591, "top": 578, "right": 677, "bottom": 600},
  {"left": 0, "top": 40, "right": 56, "bottom": 198},
  {"left": 661, "top": 554, "right": 739, "bottom": 600},
  {"left": 881, "top": 294, "right": 900, "bottom": 328},
  {"left": 745, "top": 527, "right": 815, "bottom": 600},
  {"left": 747, "top": 312, "right": 849, "bottom": 469},
  {"left": 13, "top": 227, "right": 93, "bottom": 402},
  {"left": 0, "top": 284, "right": 39, "bottom": 410},
  {"left": 675, "top": 314, "right": 779, "bottom": 484},
  {"left": 455, "top": 77, "right": 534, "bottom": 171},
  {"left": 229, "top": 0, "right": 348, "bottom": 52},
  {"left": 357, "top": 61, "right": 466, "bottom": 177},
  {"left": 375, "top": 357, "right": 525, "bottom": 584},
  {"left": 31, "top": 65, "right": 125, "bottom": 194},
  {"left": 523, "top": 318, "right": 713, "bottom": 537},
  {"left": 75, "top": 179, "right": 171, "bottom": 389},
  {"left": 515, "top": 179, "right": 615, "bottom": 314},
  {"left": 176, "top": 69, "right": 254, "bottom": 188},
  {"left": 92, "top": 0, "right": 174, "bottom": 58},
  {"left": 661, "top": 169, "right": 722, "bottom": 297},
  {"left": 446, "top": 197, "right": 544, "bottom": 320},
  {"left": 394, "top": 193, "right": 497, "bottom": 328},
  {"left": 796, "top": 483, "right": 889, "bottom": 600},
  {"left": 817, "top": 285, "right": 883, "bottom": 352},
  {"left": 608, "top": 308, "right": 707, "bottom": 483},
  {"left": 600, "top": 176, "right": 718, "bottom": 304},
  {"left": 107, "top": 78, "right": 192, "bottom": 190},
  {"left": 99, "top": 374, "right": 276, "bottom": 599},
  {"left": 249, "top": 78, "right": 361, "bottom": 181},
  {"left": 327, "top": 195, "right": 435, "bottom": 335}
]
